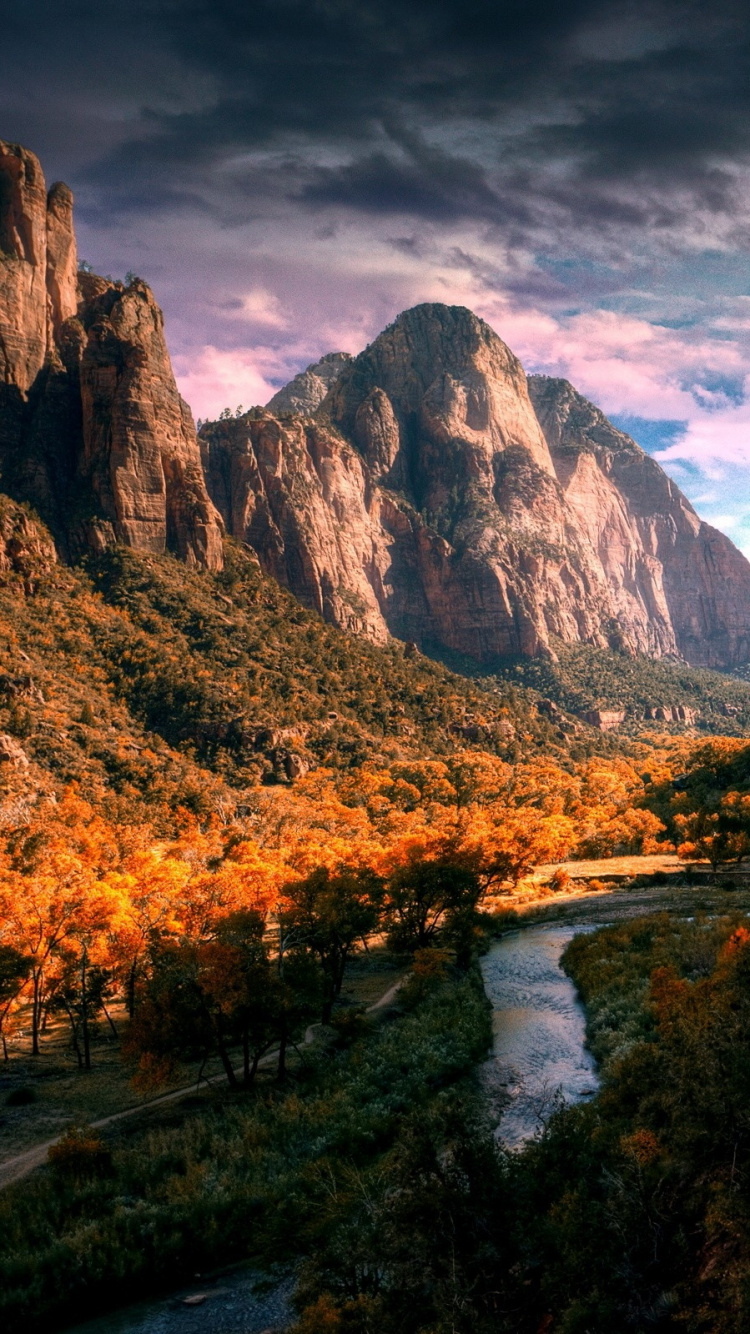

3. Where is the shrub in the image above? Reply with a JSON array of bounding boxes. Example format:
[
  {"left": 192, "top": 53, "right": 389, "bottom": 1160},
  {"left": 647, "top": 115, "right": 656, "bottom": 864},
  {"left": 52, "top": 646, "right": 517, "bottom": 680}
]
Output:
[
  {"left": 47, "top": 1127, "right": 112, "bottom": 1181},
  {"left": 5, "top": 1086, "right": 35, "bottom": 1106}
]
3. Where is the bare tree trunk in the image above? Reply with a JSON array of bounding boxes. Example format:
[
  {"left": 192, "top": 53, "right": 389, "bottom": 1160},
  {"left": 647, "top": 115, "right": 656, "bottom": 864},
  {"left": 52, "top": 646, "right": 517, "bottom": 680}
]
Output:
[
  {"left": 277, "top": 1027, "right": 288, "bottom": 1082},
  {"left": 62, "top": 999, "right": 83, "bottom": 1068},
  {"left": 101, "top": 1002, "right": 119, "bottom": 1039},
  {"left": 128, "top": 958, "right": 138, "bottom": 1019},
  {"left": 215, "top": 1030, "right": 238, "bottom": 1089},
  {"left": 31, "top": 970, "right": 41, "bottom": 1056},
  {"left": 81, "top": 951, "right": 91, "bottom": 1071}
]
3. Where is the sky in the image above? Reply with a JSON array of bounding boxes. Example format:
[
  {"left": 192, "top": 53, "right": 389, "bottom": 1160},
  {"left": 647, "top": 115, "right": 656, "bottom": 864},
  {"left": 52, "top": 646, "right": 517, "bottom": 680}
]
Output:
[{"left": 3, "top": 0, "right": 750, "bottom": 549}]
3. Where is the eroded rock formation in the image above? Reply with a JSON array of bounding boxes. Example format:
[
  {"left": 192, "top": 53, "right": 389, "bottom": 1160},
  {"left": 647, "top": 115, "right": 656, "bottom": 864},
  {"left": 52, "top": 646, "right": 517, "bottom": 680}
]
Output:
[
  {"left": 4, "top": 140, "right": 750, "bottom": 670},
  {"left": 0, "top": 140, "right": 222, "bottom": 569},
  {"left": 203, "top": 303, "right": 750, "bottom": 668}
]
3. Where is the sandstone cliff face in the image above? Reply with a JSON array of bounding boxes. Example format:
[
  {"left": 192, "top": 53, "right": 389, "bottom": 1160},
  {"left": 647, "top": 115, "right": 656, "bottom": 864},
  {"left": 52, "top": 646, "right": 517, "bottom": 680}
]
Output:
[
  {"left": 0, "top": 140, "right": 222, "bottom": 570},
  {"left": 77, "top": 277, "right": 223, "bottom": 568},
  {"left": 203, "top": 302, "right": 750, "bottom": 668},
  {"left": 201, "top": 411, "right": 389, "bottom": 638},
  {"left": 528, "top": 375, "right": 750, "bottom": 668},
  {"left": 0, "top": 141, "right": 50, "bottom": 395}
]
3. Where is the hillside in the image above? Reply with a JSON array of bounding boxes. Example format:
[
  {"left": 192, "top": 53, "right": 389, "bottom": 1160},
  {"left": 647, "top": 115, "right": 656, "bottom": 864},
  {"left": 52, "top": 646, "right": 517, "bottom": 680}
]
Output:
[
  {"left": 446, "top": 640, "right": 750, "bottom": 737},
  {"left": 0, "top": 496, "right": 584, "bottom": 829}
]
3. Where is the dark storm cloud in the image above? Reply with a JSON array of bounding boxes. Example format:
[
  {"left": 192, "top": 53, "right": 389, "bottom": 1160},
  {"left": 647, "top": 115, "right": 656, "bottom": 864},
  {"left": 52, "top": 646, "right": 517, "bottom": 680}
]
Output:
[
  {"left": 8, "top": 0, "right": 750, "bottom": 542},
  {"left": 300, "top": 125, "right": 532, "bottom": 227},
  {"left": 141, "top": 13, "right": 750, "bottom": 270},
  {"left": 3, "top": 0, "right": 750, "bottom": 252}
]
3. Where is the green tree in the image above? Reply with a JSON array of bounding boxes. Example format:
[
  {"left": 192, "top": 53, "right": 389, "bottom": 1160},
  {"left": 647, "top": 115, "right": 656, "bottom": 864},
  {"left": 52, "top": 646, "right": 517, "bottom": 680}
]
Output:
[
  {"left": 281, "top": 868, "right": 383, "bottom": 1023},
  {"left": 386, "top": 858, "right": 482, "bottom": 958}
]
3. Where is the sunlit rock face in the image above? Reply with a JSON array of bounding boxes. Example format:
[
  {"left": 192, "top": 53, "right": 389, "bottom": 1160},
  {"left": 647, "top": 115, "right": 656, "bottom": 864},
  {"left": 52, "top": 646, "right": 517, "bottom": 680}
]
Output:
[
  {"left": 529, "top": 375, "right": 750, "bottom": 669},
  {"left": 0, "top": 140, "right": 223, "bottom": 570},
  {"left": 266, "top": 352, "right": 353, "bottom": 416},
  {"left": 204, "top": 302, "right": 750, "bottom": 667}
]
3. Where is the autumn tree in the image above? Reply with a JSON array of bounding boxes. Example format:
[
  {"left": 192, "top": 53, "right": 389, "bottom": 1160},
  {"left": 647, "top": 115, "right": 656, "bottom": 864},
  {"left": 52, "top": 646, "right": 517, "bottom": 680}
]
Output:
[
  {"left": 675, "top": 807, "right": 724, "bottom": 871},
  {"left": 127, "top": 908, "right": 320, "bottom": 1088},
  {"left": 0, "top": 944, "right": 30, "bottom": 1061},
  {"left": 47, "top": 947, "right": 116, "bottom": 1070},
  {"left": 205, "top": 909, "right": 285, "bottom": 1082},
  {"left": 126, "top": 937, "right": 241, "bottom": 1090},
  {"left": 0, "top": 791, "right": 118, "bottom": 1055},
  {"left": 716, "top": 791, "right": 750, "bottom": 863}
]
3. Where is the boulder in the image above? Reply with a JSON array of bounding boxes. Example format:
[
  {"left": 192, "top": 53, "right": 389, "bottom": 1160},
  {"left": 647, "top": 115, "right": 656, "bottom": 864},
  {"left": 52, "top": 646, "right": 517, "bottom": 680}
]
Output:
[
  {"left": 581, "top": 709, "right": 627, "bottom": 731},
  {"left": 0, "top": 734, "right": 29, "bottom": 766}
]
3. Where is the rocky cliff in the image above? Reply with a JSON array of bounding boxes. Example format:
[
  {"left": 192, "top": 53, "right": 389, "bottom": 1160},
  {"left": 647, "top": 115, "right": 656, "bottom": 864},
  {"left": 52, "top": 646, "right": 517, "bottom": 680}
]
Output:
[
  {"left": 202, "top": 303, "right": 750, "bottom": 668},
  {"left": 4, "top": 139, "right": 750, "bottom": 669},
  {"left": 0, "top": 140, "right": 222, "bottom": 569},
  {"left": 528, "top": 376, "right": 750, "bottom": 668}
]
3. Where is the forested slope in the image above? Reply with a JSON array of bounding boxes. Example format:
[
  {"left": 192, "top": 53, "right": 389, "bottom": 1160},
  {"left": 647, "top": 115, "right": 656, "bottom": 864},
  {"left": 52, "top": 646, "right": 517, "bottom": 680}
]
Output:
[{"left": 0, "top": 495, "right": 568, "bottom": 828}]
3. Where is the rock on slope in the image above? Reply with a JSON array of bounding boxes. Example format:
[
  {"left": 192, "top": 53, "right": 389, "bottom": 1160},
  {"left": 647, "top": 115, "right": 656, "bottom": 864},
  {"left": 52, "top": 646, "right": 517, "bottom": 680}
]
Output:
[
  {"left": 202, "top": 303, "right": 750, "bottom": 668},
  {"left": 0, "top": 140, "right": 222, "bottom": 569}
]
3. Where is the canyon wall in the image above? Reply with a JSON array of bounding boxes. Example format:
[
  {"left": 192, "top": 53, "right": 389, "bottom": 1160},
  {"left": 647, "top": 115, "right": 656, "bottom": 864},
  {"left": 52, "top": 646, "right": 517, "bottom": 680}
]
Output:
[
  {"left": 0, "top": 140, "right": 222, "bottom": 569},
  {"left": 3, "top": 139, "right": 750, "bottom": 669}
]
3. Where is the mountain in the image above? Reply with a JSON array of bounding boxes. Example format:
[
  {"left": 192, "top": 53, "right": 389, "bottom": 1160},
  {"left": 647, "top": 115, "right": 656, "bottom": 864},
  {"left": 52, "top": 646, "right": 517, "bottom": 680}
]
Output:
[
  {"left": 528, "top": 376, "right": 750, "bottom": 669},
  {"left": 0, "top": 140, "right": 222, "bottom": 569},
  {"left": 202, "top": 303, "right": 750, "bottom": 669},
  {"left": 4, "top": 139, "right": 750, "bottom": 674}
]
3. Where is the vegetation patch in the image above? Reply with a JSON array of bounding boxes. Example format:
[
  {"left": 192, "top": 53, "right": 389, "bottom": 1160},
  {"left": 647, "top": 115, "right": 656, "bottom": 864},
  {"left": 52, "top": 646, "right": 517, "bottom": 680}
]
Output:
[{"left": 0, "top": 967, "right": 490, "bottom": 1333}]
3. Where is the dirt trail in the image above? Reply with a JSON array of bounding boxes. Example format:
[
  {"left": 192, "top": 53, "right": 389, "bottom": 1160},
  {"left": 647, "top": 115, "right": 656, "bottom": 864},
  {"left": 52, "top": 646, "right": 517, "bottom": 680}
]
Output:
[{"left": 0, "top": 976, "right": 406, "bottom": 1191}]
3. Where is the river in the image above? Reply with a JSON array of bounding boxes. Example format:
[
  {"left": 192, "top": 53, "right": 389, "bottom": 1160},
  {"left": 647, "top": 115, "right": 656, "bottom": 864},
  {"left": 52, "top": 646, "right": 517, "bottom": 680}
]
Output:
[
  {"left": 480, "top": 922, "right": 600, "bottom": 1147},
  {"left": 62, "top": 1267, "right": 294, "bottom": 1334},
  {"left": 63, "top": 918, "right": 601, "bottom": 1332}
]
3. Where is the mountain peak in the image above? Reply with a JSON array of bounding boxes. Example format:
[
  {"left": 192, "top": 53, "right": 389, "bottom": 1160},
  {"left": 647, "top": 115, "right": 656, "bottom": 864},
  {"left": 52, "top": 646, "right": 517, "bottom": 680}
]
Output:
[
  {"left": 267, "top": 350, "right": 352, "bottom": 415},
  {"left": 203, "top": 300, "right": 750, "bottom": 669},
  {"left": 324, "top": 300, "right": 554, "bottom": 480}
]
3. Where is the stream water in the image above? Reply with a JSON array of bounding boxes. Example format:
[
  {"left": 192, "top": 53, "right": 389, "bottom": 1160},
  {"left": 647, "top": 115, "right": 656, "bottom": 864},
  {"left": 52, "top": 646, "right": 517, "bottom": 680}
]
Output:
[
  {"left": 62, "top": 1268, "right": 294, "bottom": 1334},
  {"left": 480, "top": 923, "right": 600, "bottom": 1147}
]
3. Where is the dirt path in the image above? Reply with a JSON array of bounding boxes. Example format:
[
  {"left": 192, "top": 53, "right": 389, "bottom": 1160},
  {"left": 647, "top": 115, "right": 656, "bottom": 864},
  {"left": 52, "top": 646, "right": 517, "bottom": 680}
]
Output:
[{"left": 0, "top": 975, "right": 406, "bottom": 1192}]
